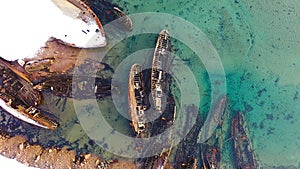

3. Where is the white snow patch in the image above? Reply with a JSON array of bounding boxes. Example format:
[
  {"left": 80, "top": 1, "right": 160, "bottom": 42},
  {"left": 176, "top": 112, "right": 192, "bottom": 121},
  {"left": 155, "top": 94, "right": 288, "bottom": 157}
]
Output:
[
  {"left": 0, "top": 0, "right": 106, "bottom": 61},
  {"left": 0, "top": 155, "right": 40, "bottom": 169}
]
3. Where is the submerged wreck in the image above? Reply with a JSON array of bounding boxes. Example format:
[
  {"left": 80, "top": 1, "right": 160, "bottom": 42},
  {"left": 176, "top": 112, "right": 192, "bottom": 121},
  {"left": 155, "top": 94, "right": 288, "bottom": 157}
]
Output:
[
  {"left": 198, "top": 95, "right": 227, "bottom": 143},
  {"left": 133, "top": 29, "right": 176, "bottom": 169},
  {"left": 232, "top": 112, "right": 258, "bottom": 169},
  {"left": 200, "top": 138, "right": 221, "bottom": 169},
  {"left": 173, "top": 105, "right": 202, "bottom": 169}
]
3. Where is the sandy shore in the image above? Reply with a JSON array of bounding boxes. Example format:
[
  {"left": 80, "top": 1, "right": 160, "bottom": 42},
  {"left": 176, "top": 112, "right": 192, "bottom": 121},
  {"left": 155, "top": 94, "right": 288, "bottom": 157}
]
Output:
[{"left": 0, "top": 129, "right": 136, "bottom": 169}]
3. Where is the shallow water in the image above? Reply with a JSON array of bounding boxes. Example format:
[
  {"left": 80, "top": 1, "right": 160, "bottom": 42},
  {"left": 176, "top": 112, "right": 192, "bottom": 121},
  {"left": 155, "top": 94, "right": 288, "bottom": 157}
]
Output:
[
  {"left": 112, "top": 0, "right": 300, "bottom": 167},
  {"left": 0, "top": 0, "right": 300, "bottom": 168}
]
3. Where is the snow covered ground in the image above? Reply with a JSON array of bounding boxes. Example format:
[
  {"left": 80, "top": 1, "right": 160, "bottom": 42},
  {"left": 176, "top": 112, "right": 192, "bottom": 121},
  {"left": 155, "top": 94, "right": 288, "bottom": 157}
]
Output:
[
  {"left": 0, "top": 155, "right": 39, "bottom": 169},
  {"left": 0, "top": 0, "right": 106, "bottom": 61}
]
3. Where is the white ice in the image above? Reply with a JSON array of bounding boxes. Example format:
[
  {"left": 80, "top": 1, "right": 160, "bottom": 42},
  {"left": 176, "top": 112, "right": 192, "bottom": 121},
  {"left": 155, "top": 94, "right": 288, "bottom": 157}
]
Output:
[
  {"left": 0, "top": 155, "right": 40, "bottom": 169},
  {"left": 0, "top": 0, "right": 106, "bottom": 61}
]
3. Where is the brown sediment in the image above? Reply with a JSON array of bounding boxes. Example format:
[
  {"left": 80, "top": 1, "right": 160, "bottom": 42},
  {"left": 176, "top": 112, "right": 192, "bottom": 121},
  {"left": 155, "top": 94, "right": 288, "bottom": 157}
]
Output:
[
  {"left": 7, "top": 39, "right": 83, "bottom": 85},
  {"left": 0, "top": 131, "right": 136, "bottom": 169},
  {"left": 25, "top": 39, "right": 82, "bottom": 75}
]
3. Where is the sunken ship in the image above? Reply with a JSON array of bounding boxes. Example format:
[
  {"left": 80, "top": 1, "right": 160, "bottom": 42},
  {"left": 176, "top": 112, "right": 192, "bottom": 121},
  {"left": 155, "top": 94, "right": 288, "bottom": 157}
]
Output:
[
  {"left": 150, "top": 29, "right": 172, "bottom": 112},
  {"left": 232, "top": 112, "right": 258, "bottom": 169},
  {"left": 128, "top": 64, "right": 148, "bottom": 136}
]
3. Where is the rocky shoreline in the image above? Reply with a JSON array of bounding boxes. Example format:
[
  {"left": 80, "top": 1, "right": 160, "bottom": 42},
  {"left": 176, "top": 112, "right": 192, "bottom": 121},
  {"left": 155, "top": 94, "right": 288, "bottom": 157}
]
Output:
[{"left": 0, "top": 129, "right": 136, "bottom": 169}]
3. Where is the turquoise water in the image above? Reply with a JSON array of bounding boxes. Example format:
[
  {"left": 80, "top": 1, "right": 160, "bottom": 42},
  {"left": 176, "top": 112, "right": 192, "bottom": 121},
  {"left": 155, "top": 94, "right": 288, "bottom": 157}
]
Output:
[
  {"left": 112, "top": 0, "right": 300, "bottom": 168},
  {"left": 0, "top": 0, "right": 299, "bottom": 168}
]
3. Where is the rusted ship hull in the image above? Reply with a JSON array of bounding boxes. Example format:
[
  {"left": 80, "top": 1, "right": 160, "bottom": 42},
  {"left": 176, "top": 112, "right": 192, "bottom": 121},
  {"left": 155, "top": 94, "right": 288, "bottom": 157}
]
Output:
[
  {"left": 137, "top": 29, "right": 175, "bottom": 169},
  {"left": 150, "top": 29, "right": 172, "bottom": 112},
  {"left": 139, "top": 96, "right": 176, "bottom": 169},
  {"left": 200, "top": 142, "right": 221, "bottom": 169},
  {"left": 0, "top": 58, "right": 58, "bottom": 130},
  {"left": 143, "top": 146, "right": 173, "bottom": 169},
  {"left": 82, "top": 0, "right": 133, "bottom": 31},
  {"left": 173, "top": 105, "right": 202, "bottom": 169},
  {"left": 231, "top": 112, "right": 258, "bottom": 169},
  {"left": 198, "top": 95, "right": 227, "bottom": 143},
  {"left": 128, "top": 64, "right": 147, "bottom": 135}
]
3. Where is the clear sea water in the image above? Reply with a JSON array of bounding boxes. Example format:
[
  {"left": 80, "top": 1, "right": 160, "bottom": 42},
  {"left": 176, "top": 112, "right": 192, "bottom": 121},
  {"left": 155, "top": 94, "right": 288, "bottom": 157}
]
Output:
[
  {"left": 0, "top": 0, "right": 299, "bottom": 168},
  {"left": 112, "top": 0, "right": 300, "bottom": 168}
]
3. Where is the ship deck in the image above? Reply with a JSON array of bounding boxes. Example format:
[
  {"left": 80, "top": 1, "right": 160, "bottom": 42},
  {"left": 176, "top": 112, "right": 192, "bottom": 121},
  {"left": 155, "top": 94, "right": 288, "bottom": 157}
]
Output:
[
  {"left": 150, "top": 29, "right": 172, "bottom": 112},
  {"left": 128, "top": 64, "right": 147, "bottom": 135}
]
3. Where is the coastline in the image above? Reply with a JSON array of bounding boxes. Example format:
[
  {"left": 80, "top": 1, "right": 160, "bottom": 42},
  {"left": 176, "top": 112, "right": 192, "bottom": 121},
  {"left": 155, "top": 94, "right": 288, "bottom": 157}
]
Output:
[{"left": 0, "top": 131, "right": 136, "bottom": 169}]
